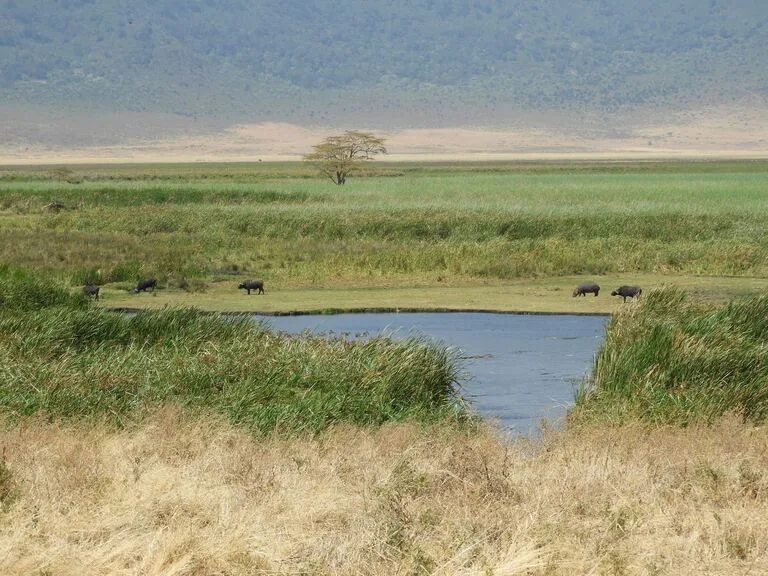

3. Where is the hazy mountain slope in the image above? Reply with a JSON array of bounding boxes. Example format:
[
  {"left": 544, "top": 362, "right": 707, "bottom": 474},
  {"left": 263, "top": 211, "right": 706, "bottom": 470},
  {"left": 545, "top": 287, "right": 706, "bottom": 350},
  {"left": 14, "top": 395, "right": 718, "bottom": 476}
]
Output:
[{"left": 1, "top": 0, "right": 767, "bottom": 125}]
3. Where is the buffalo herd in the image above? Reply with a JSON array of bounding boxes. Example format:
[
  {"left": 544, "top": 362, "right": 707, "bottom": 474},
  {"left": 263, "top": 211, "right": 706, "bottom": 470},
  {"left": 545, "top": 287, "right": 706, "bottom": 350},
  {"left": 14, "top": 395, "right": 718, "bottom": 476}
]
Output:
[
  {"left": 80, "top": 277, "right": 267, "bottom": 299},
  {"left": 573, "top": 282, "right": 642, "bottom": 302},
  {"left": 83, "top": 277, "right": 642, "bottom": 303}
]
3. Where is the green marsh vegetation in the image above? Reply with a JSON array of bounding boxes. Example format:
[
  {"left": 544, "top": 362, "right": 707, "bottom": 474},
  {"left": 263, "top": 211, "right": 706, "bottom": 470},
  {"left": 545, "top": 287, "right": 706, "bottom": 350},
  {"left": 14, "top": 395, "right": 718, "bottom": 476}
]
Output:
[
  {"left": 1, "top": 160, "right": 768, "bottom": 289},
  {"left": 575, "top": 287, "right": 768, "bottom": 425},
  {"left": 3, "top": 160, "right": 768, "bottom": 428},
  {"left": 0, "top": 268, "right": 466, "bottom": 433},
  {"left": 3, "top": 163, "right": 768, "bottom": 574}
]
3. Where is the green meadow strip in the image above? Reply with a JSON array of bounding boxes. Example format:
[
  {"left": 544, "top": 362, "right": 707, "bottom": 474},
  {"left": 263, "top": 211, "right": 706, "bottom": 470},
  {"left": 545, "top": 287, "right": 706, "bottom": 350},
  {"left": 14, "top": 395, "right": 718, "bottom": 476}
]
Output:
[{"left": 1, "top": 162, "right": 767, "bottom": 286}]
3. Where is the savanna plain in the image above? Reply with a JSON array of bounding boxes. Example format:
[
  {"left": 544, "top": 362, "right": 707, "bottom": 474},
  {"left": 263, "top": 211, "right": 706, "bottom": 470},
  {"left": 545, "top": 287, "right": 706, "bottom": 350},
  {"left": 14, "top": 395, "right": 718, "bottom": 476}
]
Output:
[{"left": 2, "top": 160, "right": 768, "bottom": 574}]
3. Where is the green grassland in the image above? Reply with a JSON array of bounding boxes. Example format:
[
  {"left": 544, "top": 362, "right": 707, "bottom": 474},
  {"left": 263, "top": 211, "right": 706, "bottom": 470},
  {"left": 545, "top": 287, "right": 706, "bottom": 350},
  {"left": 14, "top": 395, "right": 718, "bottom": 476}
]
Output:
[
  {"left": 1, "top": 160, "right": 768, "bottom": 315},
  {"left": 3, "top": 158, "right": 766, "bottom": 425},
  {"left": 100, "top": 274, "right": 768, "bottom": 315},
  {"left": 4, "top": 161, "right": 768, "bottom": 575}
]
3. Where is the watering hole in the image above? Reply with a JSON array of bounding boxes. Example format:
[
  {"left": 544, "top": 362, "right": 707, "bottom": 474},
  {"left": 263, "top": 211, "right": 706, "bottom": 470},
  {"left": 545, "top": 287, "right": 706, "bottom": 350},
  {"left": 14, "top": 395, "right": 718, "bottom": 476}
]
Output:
[{"left": 253, "top": 312, "right": 609, "bottom": 436}]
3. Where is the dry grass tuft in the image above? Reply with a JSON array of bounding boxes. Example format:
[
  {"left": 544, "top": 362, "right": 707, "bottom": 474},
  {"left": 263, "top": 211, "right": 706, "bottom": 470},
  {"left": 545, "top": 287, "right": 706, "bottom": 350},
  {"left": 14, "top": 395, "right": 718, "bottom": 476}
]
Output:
[{"left": 1, "top": 410, "right": 767, "bottom": 574}]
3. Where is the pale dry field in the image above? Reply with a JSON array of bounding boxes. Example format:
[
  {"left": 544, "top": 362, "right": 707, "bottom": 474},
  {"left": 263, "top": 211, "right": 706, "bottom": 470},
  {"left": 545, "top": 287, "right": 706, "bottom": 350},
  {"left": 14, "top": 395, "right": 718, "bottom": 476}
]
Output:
[
  {"left": 1, "top": 410, "right": 767, "bottom": 575},
  {"left": 2, "top": 104, "right": 768, "bottom": 164}
]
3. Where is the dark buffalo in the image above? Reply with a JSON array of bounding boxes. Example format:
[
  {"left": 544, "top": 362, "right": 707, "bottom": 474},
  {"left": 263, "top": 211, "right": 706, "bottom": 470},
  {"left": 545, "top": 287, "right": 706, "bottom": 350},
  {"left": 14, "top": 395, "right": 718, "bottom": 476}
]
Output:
[
  {"left": 238, "top": 280, "right": 265, "bottom": 295},
  {"left": 133, "top": 277, "right": 157, "bottom": 293},
  {"left": 82, "top": 284, "right": 100, "bottom": 300},
  {"left": 573, "top": 283, "right": 600, "bottom": 297},
  {"left": 611, "top": 285, "right": 642, "bottom": 302}
]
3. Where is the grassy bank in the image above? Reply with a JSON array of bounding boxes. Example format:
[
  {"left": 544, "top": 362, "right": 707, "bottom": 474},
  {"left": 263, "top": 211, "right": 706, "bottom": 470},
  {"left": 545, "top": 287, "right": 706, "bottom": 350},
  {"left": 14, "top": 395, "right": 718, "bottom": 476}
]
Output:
[
  {"left": 1, "top": 161, "right": 768, "bottom": 293},
  {"left": 100, "top": 273, "right": 768, "bottom": 315},
  {"left": 1, "top": 412, "right": 767, "bottom": 575},
  {"left": 0, "top": 270, "right": 466, "bottom": 434},
  {"left": 574, "top": 288, "right": 768, "bottom": 425}
]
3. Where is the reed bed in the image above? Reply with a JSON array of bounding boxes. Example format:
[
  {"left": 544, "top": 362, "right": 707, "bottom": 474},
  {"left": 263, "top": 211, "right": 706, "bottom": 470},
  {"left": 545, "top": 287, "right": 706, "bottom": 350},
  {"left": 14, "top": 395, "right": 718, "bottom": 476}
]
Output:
[
  {"left": 0, "top": 270, "right": 466, "bottom": 433},
  {"left": 1, "top": 162, "right": 767, "bottom": 286},
  {"left": 575, "top": 287, "right": 768, "bottom": 425}
]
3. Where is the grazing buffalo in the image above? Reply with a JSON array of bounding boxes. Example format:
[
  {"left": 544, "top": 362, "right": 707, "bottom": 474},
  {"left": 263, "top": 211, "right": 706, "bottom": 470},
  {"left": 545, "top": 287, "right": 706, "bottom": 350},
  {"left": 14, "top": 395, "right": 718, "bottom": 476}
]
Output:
[
  {"left": 573, "top": 283, "right": 600, "bottom": 297},
  {"left": 44, "top": 201, "right": 67, "bottom": 213},
  {"left": 611, "top": 285, "right": 642, "bottom": 302},
  {"left": 82, "top": 284, "right": 100, "bottom": 300},
  {"left": 238, "top": 280, "right": 265, "bottom": 295},
  {"left": 133, "top": 277, "right": 157, "bottom": 293}
]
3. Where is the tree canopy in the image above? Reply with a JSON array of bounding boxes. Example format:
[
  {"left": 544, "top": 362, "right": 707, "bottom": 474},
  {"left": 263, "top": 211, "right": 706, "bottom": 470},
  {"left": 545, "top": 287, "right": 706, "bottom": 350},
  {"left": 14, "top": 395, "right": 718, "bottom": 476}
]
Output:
[{"left": 303, "top": 131, "right": 387, "bottom": 185}]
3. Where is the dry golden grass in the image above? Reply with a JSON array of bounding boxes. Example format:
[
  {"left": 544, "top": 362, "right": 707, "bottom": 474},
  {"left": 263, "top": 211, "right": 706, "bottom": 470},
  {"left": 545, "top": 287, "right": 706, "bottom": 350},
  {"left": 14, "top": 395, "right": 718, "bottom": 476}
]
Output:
[{"left": 1, "top": 410, "right": 767, "bottom": 575}]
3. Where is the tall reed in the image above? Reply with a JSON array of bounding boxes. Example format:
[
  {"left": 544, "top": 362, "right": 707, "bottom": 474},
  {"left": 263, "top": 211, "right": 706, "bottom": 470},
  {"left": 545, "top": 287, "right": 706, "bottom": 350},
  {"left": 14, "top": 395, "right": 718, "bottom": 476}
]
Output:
[
  {"left": 0, "top": 270, "right": 467, "bottom": 433},
  {"left": 575, "top": 287, "right": 768, "bottom": 424},
  {"left": 1, "top": 163, "right": 767, "bottom": 284}
]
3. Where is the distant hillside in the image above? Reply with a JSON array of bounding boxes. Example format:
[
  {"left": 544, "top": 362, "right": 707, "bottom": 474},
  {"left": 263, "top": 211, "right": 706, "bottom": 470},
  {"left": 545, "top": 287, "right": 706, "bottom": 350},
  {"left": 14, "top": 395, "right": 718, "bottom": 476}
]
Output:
[{"left": 1, "top": 0, "right": 767, "bottom": 126}]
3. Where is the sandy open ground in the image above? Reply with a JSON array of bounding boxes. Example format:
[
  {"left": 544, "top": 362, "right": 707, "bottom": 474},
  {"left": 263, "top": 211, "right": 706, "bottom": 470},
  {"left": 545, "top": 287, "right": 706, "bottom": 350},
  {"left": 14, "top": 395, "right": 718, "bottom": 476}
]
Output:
[{"left": 1, "top": 104, "right": 767, "bottom": 164}]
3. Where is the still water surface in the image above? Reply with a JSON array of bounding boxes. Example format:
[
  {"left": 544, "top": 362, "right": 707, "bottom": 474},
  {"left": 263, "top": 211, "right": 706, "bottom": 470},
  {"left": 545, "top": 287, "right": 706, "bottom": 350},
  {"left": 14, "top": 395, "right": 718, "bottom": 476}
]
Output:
[{"left": 254, "top": 312, "right": 609, "bottom": 436}]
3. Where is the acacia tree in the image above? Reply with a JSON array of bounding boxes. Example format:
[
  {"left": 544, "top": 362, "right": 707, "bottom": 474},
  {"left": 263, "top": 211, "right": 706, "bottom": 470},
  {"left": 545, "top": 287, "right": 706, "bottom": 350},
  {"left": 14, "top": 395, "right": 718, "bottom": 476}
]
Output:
[{"left": 303, "top": 130, "right": 387, "bottom": 185}]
